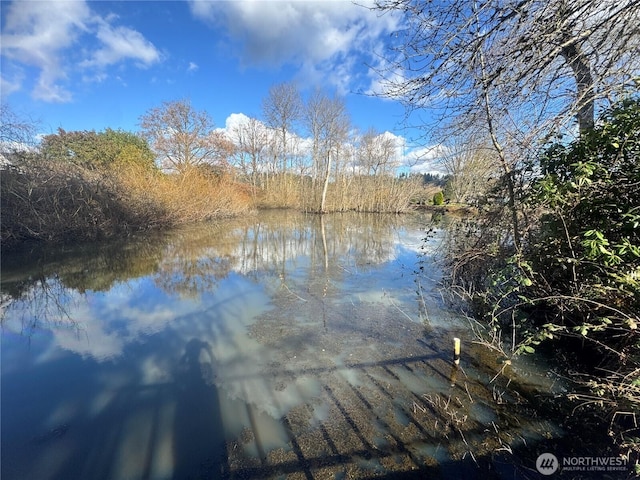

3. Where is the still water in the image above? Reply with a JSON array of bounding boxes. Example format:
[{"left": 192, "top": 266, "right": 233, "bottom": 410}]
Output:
[{"left": 1, "top": 211, "right": 561, "bottom": 479}]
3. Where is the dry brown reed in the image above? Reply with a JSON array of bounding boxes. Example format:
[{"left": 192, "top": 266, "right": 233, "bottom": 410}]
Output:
[
  {"left": 1, "top": 158, "right": 150, "bottom": 248},
  {"left": 115, "top": 164, "right": 252, "bottom": 224},
  {"left": 253, "top": 174, "right": 303, "bottom": 209},
  {"left": 257, "top": 174, "right": 424, "bottom": 213}
]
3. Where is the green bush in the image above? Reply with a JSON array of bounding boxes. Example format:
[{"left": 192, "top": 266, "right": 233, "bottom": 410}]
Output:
[
  {"left": 470, "top": 98, "right": 640, "bottom": 422},
  {"left": 529, "top": 98, "right": 640, "bottom": 343},
  {"left": 469, "top": 99, "right": 639, "bottom": 350},
  {"left": 40, "top": 128, "right": 156, "bottom": 170},
  {"left": 433, "top": 190, "right": 444, "bottom": 205}
]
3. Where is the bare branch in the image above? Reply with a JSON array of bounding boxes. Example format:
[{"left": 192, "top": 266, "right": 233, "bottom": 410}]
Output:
[{"left": 139, "top": 99, "right": 233, "bottom": 173}]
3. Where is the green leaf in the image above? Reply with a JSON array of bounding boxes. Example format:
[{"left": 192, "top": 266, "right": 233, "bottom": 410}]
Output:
[{"left": 574, "top": 325, "right": 590, "bottom": 336}]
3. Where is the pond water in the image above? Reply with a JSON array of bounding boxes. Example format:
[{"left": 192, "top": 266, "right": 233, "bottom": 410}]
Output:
[{"left": 1, "top": 211, "right": 563, "bottom": 479}]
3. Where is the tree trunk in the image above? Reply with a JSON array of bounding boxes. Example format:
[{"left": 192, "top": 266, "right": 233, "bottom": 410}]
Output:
[
  {"left": 561, "top": 42, "right": 595, "bottom": 134},
  {"left": 320, "top": 151, "right": 331, "bottom": 213}
]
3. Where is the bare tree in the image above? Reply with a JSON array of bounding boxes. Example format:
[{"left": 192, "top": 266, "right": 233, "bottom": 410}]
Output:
[
  {"left": 303, "top": 89, "right": 350, "bottom": 212},
  {"left": 262, "top": 82, "right": 302, "bottom": 174},
  {"left": 357, "top": 128, "right": 398, "bottom": 176},
  {"left": 305, "top": 88, "right": 325, "bottom": 194},
  {"left": 372, "top": 0, "right": 639, "bottom": 248},
  {"left": 139, "top": 99, "right": 234, "bottom": 173},
  {"left": 373, "top": 0, "right": 639, "bottom": 137},
  {"left": 441, "top": 139, "right": 497, "bottom": 205},
  {"left": 230, "top": 116, "right": 269, "bottom": 191},
  {"left": 0, "top": 103, "right": 39, "bottom": 153}
]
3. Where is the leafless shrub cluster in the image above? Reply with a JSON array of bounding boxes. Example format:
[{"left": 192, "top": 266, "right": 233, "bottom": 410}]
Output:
[{"left": 1, "top": 158, "right": 157, "bottom": 249}]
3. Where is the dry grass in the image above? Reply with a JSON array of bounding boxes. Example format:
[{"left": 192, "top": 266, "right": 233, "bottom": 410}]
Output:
[
  {"left": 336, "top": 175, "right": 424, "bottom": 213},
  {"left": 116, "top": 164, "right": 252, "bottom": 224},
  {"left": 253, "top": 174, "right": 303, "bottom": 209},
  {"left": 256, "top": 174, "right": 424, "bottom": 213}
]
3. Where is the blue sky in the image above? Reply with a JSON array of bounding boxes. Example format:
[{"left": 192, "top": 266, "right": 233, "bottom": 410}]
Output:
[{"left": 1, "top": 0, "right": 444, "bottom": 173}]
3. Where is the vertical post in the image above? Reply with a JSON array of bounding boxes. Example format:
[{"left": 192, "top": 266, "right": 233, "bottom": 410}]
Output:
[
  {"left": 448, "top": 364, "right": 459, "bottom": 387},
  {"left": 453, "top": 337, "right": 461, "bottom": 366}
]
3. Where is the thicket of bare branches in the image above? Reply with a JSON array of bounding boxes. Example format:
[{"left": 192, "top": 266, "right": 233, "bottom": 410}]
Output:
[
  {"left": 140, "top": 99, "right": 235, "bottom": 173},
  {"left": 439, "top": 139, "right": 497, "bottom": 205},
  {"left": 373, "top": 0, "right": 640, "bottom": 248},
  {"left": 373, "top": 0, "right": 639, "bottom": 137},
  {"left": 0, "top": 102, "right": 39, "bottom": 150},
  {"left": 0, "top": 158, "right": 163, "bottom": 249},
  {"left": 1, "top": 159, "right": 253, "bottom": 251}
]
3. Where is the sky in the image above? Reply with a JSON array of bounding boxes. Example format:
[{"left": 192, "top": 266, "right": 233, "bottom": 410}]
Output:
[{"left": 0, "top": 0, "right": 445, "bottom": 174}]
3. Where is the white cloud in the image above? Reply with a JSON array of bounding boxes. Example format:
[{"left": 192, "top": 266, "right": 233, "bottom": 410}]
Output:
[
  {"left": 0, "top": 0, "right": 160, "bottom": 103},
  {"left": 219, "top": 112, "right": 279, "bottom": 145},
  {"left": 82, "top": 21, "right": 161, "bottom": 69},
  {"left": 0, "top": 1, "right": 90, "bottom": 102},
  {"left": 223, "top": 112, "right": 252, "bottom": 132},
  {"left": 82, "top": 72, "right": 108, "bottom": 84},
  {"left": 187, "top": 61, "right": 199, "bottom": 73},
  {"left": 188, "top": 0, "right": 401, "bottom": 94},
  {"left": 0, "top": 73, "right": 23, "bottom": 98},
  {"left": 34, "top": 74, "right": 73, "bottom": 103},
  {"left": 403, "top": 144, "right": 449, "bottom": 175}
]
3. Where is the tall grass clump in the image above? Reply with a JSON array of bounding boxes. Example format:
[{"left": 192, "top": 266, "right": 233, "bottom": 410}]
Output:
[
  {"left": 338, "top": 175, "right": 423, "bottom": 213},
  {"left": 258, "top": 174, "right": 423, "bottom": 213},
  {"left": 253, "top": 174, "right": 303, "bottom": 209},
  {"left": 116, "top": 164, "right": 252, "bottom": 223}
]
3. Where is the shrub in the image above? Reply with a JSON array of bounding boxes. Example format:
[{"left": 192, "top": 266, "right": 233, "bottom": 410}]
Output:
[
  {"left": 461, "top": 99, "right": 640, "bottom": 426},
  {"left": 40, "top": 128, "right": 155, "bottom": 170},
  {"left": 526, "top": 99, "right": 640, "bottom": 350},
  {"left": 441, "top": 97, "right": 640, "bottom": 459},
  {"left": 108, "top": 163, "right": 252, "bottom": 225},
  {"left": 0, "top": 158, "right": 161, "bottom": 249},
  {"left": 1, "top": 159, "right": 253, "bottom": 251}
]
